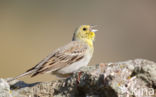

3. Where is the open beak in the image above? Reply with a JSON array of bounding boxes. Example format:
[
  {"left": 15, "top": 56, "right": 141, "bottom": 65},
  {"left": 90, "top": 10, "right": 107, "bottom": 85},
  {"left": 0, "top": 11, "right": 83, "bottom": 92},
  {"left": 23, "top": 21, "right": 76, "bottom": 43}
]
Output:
[{"left": 90, "top": 25, "right": 98, "bottom": 32}]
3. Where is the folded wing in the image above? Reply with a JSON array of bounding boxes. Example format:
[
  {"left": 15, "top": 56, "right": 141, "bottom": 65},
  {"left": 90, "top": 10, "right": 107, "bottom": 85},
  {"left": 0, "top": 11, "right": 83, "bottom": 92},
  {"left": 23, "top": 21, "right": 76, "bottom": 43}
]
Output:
[{"left": 27, "top": 41, "right": 88, "bottom": 77}]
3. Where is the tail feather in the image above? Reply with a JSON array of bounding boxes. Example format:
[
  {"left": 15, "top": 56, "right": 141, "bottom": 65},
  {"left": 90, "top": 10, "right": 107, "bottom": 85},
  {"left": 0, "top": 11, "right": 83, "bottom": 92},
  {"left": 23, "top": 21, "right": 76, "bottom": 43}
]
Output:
[{"left": 7, "top": 70, "right": 34, "bottom": 82}]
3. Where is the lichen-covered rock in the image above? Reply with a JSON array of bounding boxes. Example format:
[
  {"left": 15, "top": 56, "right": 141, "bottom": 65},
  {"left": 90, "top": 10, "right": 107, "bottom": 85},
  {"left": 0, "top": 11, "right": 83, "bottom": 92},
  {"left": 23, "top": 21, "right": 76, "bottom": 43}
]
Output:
[
  {"left": 0, "top": 59, "right": 156, "bottom": 97},
  {"left": 0, "top": 79, "right": 12, "bottom": 97}
]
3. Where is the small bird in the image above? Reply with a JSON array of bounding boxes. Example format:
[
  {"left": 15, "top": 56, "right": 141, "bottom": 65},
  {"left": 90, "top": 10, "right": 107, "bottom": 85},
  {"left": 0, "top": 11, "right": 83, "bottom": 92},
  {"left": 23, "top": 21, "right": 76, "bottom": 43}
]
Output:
[{"left": 8, "top": 25, "right": 98, "bottom": 82}]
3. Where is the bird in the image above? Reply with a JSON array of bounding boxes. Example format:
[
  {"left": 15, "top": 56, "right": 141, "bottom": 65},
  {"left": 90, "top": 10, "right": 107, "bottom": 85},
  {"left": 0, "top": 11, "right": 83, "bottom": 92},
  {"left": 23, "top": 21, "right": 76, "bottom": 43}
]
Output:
[{"left": 8, "top": 25, "right": 98, "bottom": 82}]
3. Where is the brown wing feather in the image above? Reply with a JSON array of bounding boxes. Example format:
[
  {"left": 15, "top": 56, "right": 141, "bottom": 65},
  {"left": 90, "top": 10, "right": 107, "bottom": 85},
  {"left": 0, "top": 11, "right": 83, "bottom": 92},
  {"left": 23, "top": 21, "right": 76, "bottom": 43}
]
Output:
[{"left": 30, "top": 41, "right": 88, "bottom": 77}]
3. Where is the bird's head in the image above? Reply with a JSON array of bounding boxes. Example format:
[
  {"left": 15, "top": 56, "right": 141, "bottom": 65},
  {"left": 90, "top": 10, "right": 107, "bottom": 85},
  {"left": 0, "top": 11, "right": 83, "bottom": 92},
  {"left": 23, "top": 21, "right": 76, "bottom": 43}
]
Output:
[{"left": 72, "top": 25, "right": 98, "bottom": 42}]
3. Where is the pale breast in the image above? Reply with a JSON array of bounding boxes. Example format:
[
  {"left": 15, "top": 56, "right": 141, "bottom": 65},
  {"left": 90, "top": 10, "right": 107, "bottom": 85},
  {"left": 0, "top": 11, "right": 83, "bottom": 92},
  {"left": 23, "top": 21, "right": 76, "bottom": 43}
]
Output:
[{"left": 56, "top": 51, "right": 93, "bottom": 74}]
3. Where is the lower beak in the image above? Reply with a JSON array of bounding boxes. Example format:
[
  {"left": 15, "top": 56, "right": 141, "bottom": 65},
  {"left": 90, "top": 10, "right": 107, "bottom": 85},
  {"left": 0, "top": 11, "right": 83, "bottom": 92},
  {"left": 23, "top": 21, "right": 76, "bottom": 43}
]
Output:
[{"left": 91, "top": 29, "right": 98, "bottom": 32}]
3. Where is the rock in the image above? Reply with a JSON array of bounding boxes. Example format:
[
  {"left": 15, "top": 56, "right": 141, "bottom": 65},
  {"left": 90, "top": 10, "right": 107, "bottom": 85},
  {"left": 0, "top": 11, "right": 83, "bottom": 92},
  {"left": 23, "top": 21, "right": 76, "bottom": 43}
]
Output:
[
  {"left": 0, "top": 59, "right": 156, "bottom": 97},
  {"left": 0, "top": 79, "right": 12, "bottom": 97}
]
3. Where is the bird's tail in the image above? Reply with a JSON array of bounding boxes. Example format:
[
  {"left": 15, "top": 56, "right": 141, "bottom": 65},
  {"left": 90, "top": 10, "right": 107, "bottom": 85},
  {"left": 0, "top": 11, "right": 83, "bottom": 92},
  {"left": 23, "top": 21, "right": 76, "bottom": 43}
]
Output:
[{"left": 7, "top": 70, "right": 34, "bottom": 82}]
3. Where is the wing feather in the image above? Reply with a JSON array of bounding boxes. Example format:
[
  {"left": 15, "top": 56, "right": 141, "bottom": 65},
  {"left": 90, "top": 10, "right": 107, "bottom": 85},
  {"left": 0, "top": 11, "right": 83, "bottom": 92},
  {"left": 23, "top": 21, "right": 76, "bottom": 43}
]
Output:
[{"left": 29, "top": 41, "right": 88, "bottom": 77}]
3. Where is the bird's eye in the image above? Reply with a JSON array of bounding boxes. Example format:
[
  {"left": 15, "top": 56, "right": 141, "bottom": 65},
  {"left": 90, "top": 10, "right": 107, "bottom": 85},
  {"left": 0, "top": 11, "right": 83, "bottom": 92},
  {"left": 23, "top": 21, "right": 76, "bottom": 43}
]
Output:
[{"left": 83, "top": 28, "right": 87, "bottom": 31}]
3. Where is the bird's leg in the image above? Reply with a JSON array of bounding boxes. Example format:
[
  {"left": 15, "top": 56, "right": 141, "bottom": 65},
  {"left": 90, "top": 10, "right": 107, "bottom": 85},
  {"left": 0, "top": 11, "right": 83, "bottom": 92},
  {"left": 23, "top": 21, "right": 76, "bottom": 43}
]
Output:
[
  {"left": 99, "top": 63, "right": 106, "bottom": 73},
  {"left": 76, "top": 71, "right": 83, "bottom": 84}
]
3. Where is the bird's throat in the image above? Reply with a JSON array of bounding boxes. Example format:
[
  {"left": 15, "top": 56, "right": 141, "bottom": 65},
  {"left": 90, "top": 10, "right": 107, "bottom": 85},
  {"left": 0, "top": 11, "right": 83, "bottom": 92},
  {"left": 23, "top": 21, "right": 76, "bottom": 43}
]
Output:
[{"left": 84, "top": 39, "right": 94, "bottom": 48}]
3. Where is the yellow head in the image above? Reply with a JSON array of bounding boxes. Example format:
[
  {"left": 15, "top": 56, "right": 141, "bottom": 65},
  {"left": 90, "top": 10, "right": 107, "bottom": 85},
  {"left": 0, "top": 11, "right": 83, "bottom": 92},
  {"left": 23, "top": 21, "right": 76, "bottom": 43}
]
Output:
[{"left": 72, "top": 25, "right": 97, "bottom": 46}]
